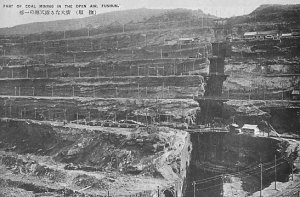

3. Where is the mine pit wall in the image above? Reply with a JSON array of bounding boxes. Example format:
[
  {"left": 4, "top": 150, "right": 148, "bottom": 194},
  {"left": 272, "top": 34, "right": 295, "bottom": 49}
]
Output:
[
  {"left": 261, "top": 107, "right": 300, "bottom": 134},
  {"left": 177, "top": 132, "right": 192, "bottom": 197},
  {"left": 0, "top": 97, "right": 200, "bottom": 127},
  {"left": 0, "top": 118, "right": 193, "bottom": 196},
  {"left": 183, "top": 133, "right": 292, "bottom": 197},
  {"left": 0, "top": 58, "right": 206, "bottom": 79},
  {"left": 0, "top": 76, "right": 204, "bottom": 99}
]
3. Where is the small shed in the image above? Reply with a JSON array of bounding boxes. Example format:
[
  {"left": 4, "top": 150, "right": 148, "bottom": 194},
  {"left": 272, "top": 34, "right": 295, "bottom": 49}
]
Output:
[
  {"left": 229, "top": 123, "right": 240, "bottom": 134},
  {"left": 241, "top": 124, "right": 260, "bottom": 135},
  {"left": 244, "top": 32, "right": 257, "bottom": 39},
  {"left": 178, "top": 38, "right": 194, "bottom": 44},
  {"left": 291, "top": 89, "right": 300, "bottom": 100}
]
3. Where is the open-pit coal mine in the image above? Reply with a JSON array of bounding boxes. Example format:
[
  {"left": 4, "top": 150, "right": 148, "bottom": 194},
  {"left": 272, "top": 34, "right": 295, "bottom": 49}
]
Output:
[{"left": 1, "top": 4, "right": 300, "bottom": 197}]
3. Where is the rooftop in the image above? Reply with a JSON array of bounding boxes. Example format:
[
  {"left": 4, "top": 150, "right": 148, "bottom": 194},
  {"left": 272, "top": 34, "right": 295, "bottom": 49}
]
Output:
[{"left": 242, "top": 124, "right": 259, "bottom": 130}]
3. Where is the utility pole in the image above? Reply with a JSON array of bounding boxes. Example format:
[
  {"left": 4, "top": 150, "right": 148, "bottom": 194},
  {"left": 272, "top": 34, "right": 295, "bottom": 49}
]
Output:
[
  {"left": 72, "top": 86, "right": 75, "bottom": 97},
  {"left": 162, "top": 82, "right": 165, "bottom": 98},
  {"left": 281, "top": 83, "right": 284, "bottom": 100},
  {"left": 9, "top": 104, "right": 11, "bottom": 117},
  {"left": 260, "top": 163, "right": 263, "bottom": 197},
  {"left": 11, "top": 69, "right": 14, "bottom": 78},
  {"left": 275, "top": 155, "right": 277, "bottom": 190},
  {"left": 18, "top": 87, "right": 20, "bottom": 96},
  {"left": 145, "top": 34, "right": 147, "bottom": 47},
  {"left": 51, "top": 85, "right": 54, "bottom": 97},
  {"left": 146, "top": 108, "right": 148, "bottom": 131},
  {"left": 43, "top": 42, "right": 46, "bottom": 64},
  {"left": 193, "top": 181, "right": 196, "bottom": 197},
  {"left": 26, "top": 69, "right": 29, "bottom": 78},
  {"left": 2, "top": 49, "right": 4, "bottom": 67},
  {"left": 78, "top": 67, "right": 81, "bottom": 78},
  {"left": 122, "top": 24, "right": 125, "bottom": 33},
  {"left": 63, "top": 30, "right": 66, "bottom": 39},
  {"left": 64, "top": 109, "right": 67, "bottom": 121},
  {"left": 193, "top": 59, "right": 195, "bottom": 71},
  {"left": 221, "top": 175, "right": 224, "bottom": 197},
  {"left": 291, "top": 161, "right": 294, "bottom": 181},
  {"left": 228, "top": 89, "right": 230, "bottom": 99}
]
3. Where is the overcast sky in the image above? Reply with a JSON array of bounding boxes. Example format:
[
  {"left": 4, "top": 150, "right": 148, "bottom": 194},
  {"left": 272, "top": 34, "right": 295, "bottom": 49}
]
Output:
[{"left": 0, "top": 0, "right": 299, "bottom": 28}]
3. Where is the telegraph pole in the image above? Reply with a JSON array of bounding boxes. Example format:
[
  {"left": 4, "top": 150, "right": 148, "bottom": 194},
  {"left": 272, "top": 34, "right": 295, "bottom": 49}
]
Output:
[
  {"left": 193, "top": 181, "right": 196, "bottom": 197},
  {"left": 291, "top": 161, "right": 294, "bottom": 181},
  {"left": 275, "top": 155, "right": 277, "bottom": 190},
  {"left": 51, "top": 85, "right": 54, "bottom": 97},
  {"left": 260, "top": 163, "right": 263, "bottom": 197},
  {"left": 43, "top": 42, "right": 46, "bottom": 64}
]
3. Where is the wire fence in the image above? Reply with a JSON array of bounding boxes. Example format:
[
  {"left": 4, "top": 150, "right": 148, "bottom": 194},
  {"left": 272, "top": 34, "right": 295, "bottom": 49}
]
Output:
[
  {"left": 0, "top": 58, "right": 207, "bottom": 78},
  {"left": 0, "top": 99, "right": 192, "bottom": 128},
  {"left": 0, "top": 83, "right": 294, "bottom": 101}
]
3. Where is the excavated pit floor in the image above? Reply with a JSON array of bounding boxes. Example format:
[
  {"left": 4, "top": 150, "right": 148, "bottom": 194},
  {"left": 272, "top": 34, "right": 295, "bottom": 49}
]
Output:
[{"left": 184, "top": 132, "right": 299, "bottom": 197}]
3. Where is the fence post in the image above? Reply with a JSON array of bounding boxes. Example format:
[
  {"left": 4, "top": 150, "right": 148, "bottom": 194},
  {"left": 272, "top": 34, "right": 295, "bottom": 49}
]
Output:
[
  {"left": 32, "top": 87, "right": 35, "bottom": 96},
  {"left": 18, "top": 87, "right": 21, "bottom": 96},
  {"left": 64, "top": 109, "right": 67, "bottom": 121},
  {"left": 72, "top": 86, "right": 75, "bottom": 97},
  {"left": 15, "top": 87, "right": 17, "bottom": 96},
  {"left": 9, "top": 104, "right": 11, "bottom": 117},
  {"left": 145, "top": 87, "right": 148, "bottom": 97}
]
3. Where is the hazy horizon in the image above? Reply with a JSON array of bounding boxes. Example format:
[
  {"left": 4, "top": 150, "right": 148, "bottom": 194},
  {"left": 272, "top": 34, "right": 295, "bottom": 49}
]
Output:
[{"left": 0, "top": 0, "right": 299, "bottom": 28}]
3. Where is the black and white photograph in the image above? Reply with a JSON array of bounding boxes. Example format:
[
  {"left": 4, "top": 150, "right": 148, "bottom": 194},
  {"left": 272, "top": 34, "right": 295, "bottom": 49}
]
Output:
[{"left": 0, "top": 0, "right": 300, "bottom": 196}]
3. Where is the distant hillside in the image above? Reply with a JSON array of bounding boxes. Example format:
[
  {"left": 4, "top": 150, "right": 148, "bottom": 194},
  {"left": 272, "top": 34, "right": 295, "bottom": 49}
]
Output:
[
  {"left": 145, "top": 8, "right": 213, "bottom": 23},
  {"left": 0, "top": 9, "right": 168, "bottom": 35},
  {"left": 0, "top": 8, "right": 214, "bottom": 36},
  {"left": 228, "top": 4, "right": 300, "bottom": 26}
]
